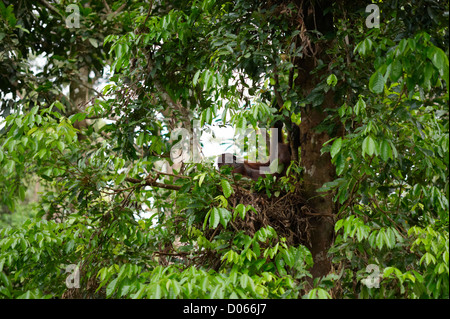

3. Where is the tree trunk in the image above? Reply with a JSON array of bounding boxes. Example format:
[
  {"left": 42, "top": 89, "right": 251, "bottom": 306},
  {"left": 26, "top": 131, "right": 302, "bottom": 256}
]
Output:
[
  {"left": 295, "top": 2, "right": 340, "bottom": 278},
  {"left": 70, "top": 64, "right": 90, "bottom": 138},
  {"left": 299, "top": 91, "right": 337, "bottom": 278}
]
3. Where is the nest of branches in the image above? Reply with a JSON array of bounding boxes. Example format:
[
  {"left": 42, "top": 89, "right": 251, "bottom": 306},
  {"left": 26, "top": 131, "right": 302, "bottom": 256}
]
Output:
[{"left": 213, "top": 183, "right": 317, "bottom": 249}]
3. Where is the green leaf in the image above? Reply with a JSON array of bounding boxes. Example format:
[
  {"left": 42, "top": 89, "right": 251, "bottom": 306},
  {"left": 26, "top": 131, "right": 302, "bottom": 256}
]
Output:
[
  {"left": 283, "top": 249, "right": 294, "bottom": 267},
  {"left": 427, "top": 46, "right": 449, "bottom": 88},
  {"left": 234, "top": 204, "right": 246, "bottom": 221},
  {"left": 326, "top": 74, "right": 338, "bottom": 87},
  {"left": 88, "top": 38, "right": 98, "bottom": 48},
  {"left": 383, "top": 267, "right": 394, "bottom": 277},
  {"left": 17, "top": 185, "right": 26, "bottom": 201},
  {"left": 54, "top": 101, "right": 65, "bottom": 112},
  {"left": 220, "top": 179, "right": 232, "bottom": 198},
  {"left": 356, "top": 38, "right": 373, "bottom": 56},
  {"left": 17, "top": 290, "right": 34, "bottom": 299},
  {"left": 369, "top": 70, "right": 386, "bottom": 94},
  {"left": 209, "top": 207, "right": 220, "bottom": 228},
  {"left": 385, "top": 228, "right": 396, "bottom": 249},
  {"left": 376, "top": 229, "right": 385, "bottom": 249},
  {"left": 335, "top": 153, "right": 345, "bottom": 176},
  {"left": 354, "top": 97, "right": 366, "bottom": 116},
  {"left": 211, "top": 284, "right": 224, "bottom": 298},
  {"left": 330, "top": 137, "right": 342, "bottom": 159},
  {"left": 4, "top": 160, "right": 15, "bottom": 174},
  {"left": 55, "top": 141, "right": 65, "bottom": 152},
  {"left": 193, "top": 70, "right": 201, "bottom": 86},
  {"left": 0, "top": 272, "right": 12, "bottom": 291},
  {"left": 420, "top": 252, "right": 437, "bottom": 266},
  {"left": 240, "top": 274, "right": 249, "bottom": 289},
  {"left": 150, "top": 283, "right": 162, "bottom": 299},
  {"left": 380, "top": 139, "right": 392, "bottom": 161},
  {"left": 196, "top": 173, "right": 206, "bottom": 187},
  {"left": 335, "top": 219, "right": 344, "bottom": 232},
  {"left": 428, "top": 46, "right": 449, "bottom": 76},
  {"left": 203, "top": 209, "right": 211, "bottom": 230},
  {"left": 106, "top": 278, "right": 118, "bottom": 297},
  {"left": 283, "top": 100, "right": 292, "bottom": 111},
  {"left": 65, "top": 240, "right": 75, "bottom": 254},
  {"left": 304, "top": 288, "right": 331, "bottom": 299},
  {"left": 412, "top": 270, "right": 424, "bottom": 283},
  {"left": 37, "top": 148, "right": 47, "bottom": 159},
  {"left": 218, "top": 207, "right": 231, "bottom": 228},
  {"left": 389, "top": 59, "right": 402, "bottom": 82},
  {"left": 317, "top": 288, "right": 331, "bottom": 299},
  {"left": 131, "top": 286, "right": 146, "bottom": 299},
  {"left": 200, "top": 276, "right": 209, "bottom": 291},
  {"left": 115, "top": 173, "right": 126, "bottom": 185},
  {"left": 362, "top": 136, "right": 376, "bottom": 157}
]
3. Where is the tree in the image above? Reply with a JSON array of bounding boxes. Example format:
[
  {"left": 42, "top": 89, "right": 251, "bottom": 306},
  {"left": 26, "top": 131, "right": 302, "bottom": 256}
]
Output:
[{"left": 0, "top": 0, "right": 448, "bottom": 299}]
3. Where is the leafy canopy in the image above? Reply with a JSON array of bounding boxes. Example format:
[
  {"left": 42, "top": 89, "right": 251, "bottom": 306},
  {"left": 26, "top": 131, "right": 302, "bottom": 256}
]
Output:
[{"left": 0, "top": 0, "right": 448, "bottom": 299}]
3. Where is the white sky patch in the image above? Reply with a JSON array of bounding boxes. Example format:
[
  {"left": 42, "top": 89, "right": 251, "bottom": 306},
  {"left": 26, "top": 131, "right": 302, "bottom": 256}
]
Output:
[{"left": 198, "top": 124, "right": 235, "bottom": 165}]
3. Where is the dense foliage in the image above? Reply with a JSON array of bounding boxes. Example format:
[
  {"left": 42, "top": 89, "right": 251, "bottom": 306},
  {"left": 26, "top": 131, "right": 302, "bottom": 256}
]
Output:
[{"left": 0, "top": 0, "right": 448, "bottom": 299}]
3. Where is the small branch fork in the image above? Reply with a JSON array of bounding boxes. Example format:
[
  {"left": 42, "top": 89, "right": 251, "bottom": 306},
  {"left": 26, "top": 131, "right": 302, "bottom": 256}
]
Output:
[
  {"left": 106, "top": 175, "right": 183, "bottom": 210},
  {"left": 124, "top": 177, "right": 182, "bottom": 191}
]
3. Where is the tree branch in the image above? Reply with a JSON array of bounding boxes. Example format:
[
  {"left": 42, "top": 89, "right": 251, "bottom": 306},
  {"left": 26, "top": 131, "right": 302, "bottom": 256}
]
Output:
[
  {"left": 113, "top": 3, "right": 127, "bottom": 15},
  {"left": 151, "top": 169, "right": 192, "bottom": 179},
  {"left": 125, "top": 177, "right": 182, "bottom": 191},
  {"left": 37, "top": 0, "right": 64, "bottom": 18},
  {"left": 102, "top": 0, "right": 112, "bottom": 13},
  {"left": 142, "top": 0, "right": 154, "bottom": 26},
  {"left": 273, "top": 66, "right": 285, "bottom": 110}
]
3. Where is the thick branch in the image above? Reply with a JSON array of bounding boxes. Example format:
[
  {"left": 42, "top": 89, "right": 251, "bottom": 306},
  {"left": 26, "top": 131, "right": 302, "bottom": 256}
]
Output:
[{"left": 125, "top": 177, "right": 182, "bottom": 191}]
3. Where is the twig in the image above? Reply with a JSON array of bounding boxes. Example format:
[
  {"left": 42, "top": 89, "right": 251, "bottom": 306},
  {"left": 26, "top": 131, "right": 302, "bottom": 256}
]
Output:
[
  {"left": 337, "top": 156, "right": 374, "bottom": 217},
  {"left": 370, "top": 196, "right": 408, "bottom": 239},
  {"left": 113, "top": 3, "right": 127, "bottom": 15},
  {"left": 142, "top": 0, "right": 154, "bottom": 26},
  {"left": 102, "top": 0, "right": 112, "bottom": 13},
  {"left": 77, "top": 81, "right": 107, "bottom": 100},
  {"left": 121, "top": 187, "right": 136, "bottom": 208}
]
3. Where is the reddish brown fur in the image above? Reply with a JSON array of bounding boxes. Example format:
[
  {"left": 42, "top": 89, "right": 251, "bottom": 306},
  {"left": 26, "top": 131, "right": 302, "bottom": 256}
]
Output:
[{"left": 217, "top": 122, "right": 291, "bottom": 181}]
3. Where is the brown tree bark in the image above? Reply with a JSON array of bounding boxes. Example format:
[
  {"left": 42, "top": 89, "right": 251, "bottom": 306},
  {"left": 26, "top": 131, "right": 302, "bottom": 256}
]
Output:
[
  {"left": 293, "top": 1, "right": 341, "bottom": 278},
  {"left": 69, "top": 64, "right": 90, "bottom": 139},
  {"left": 298, "top": 89, "right": 337, "bottom": 278}
]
